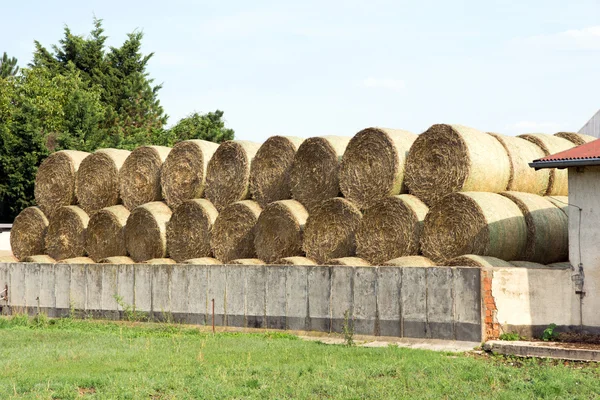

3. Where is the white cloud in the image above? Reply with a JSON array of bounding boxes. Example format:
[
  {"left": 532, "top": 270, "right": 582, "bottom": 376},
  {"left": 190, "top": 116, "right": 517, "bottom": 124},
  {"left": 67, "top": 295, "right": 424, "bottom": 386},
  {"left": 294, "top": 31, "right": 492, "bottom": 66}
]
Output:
[
  {"left": 520, "top": 26, "right": 600, "bottom": 50},
  {"left": 506, "top": 121, "right": 563, "bottom": 134},
  {"left": 362, "top": 77, "right": 405, "bottom": 91}
]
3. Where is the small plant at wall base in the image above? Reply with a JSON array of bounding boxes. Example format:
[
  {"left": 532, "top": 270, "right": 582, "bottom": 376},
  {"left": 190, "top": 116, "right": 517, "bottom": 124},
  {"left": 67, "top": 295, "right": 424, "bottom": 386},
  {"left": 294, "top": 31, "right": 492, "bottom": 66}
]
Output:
[
  {"left": 499, "top": 332, "right": 521, "bottom": 341},
  {"left": 542, "top": 323, "right": 558, "bottom": 341},
  {"left": 114, "top": 295, "right": 150, "bottom": 322},
  {"left": 342, "top": 309, "right": 355, "bottom": 346}
]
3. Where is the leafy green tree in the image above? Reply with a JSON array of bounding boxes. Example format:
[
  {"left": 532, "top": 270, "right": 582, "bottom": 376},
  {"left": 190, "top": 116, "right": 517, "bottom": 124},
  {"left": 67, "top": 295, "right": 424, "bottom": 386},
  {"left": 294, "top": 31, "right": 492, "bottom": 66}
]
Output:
[
  {"left": 0, "top": 52, "right": 19, "bottom": 78},
  {"left": 156, "top": 110, "right": 235, "bottom": 147}
]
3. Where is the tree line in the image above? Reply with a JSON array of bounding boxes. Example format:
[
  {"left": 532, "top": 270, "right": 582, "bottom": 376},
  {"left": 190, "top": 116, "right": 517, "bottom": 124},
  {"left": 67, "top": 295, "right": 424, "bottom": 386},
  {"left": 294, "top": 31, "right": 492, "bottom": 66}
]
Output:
[{"left": 0, "top": 18, "right": 234, "bottom": 222}]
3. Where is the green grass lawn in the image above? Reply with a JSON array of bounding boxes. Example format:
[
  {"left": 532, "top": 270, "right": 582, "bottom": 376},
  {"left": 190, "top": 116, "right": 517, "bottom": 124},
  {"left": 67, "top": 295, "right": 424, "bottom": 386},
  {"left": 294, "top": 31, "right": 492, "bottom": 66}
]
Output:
[{"left": 0, "top": 316, "right": 599, "bottom": 399}]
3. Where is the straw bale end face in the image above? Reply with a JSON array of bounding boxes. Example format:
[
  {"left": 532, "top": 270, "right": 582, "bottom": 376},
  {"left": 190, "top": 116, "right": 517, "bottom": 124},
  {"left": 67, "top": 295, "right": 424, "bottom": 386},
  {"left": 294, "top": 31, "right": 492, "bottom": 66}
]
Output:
[
  {"left": 86, "top": 205, "right": 130, "bottom": 262},
  {"left": 446, "top": 255, "right": 514, "bottom": 268},
  {"left": 210, "top": 200, "right": 262, "bottom": 262},
  {"left": 10, "top": 206, "right": 49, "bottom": 260},
  {"left": 45, "top": 206, "right": 90, "bottom": 261},
  {"left": 339, "top": 128, "right": 417, "bottom": 209},
  {"left": 124, "top": 201, "right": 172, "bottom": 262}
]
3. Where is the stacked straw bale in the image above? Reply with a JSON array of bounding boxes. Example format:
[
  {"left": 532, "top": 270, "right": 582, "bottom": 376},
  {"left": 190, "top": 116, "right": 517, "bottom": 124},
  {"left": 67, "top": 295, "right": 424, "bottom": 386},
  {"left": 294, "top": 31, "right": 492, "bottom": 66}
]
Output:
[
  {"left": 356, "top": 194, "right": 428, "bottom": 265},
  {"left": 421, "top": 192, "right": 527, "bottom": 264},
  {"left": 166, "top": 199, "right": 218, "bottom": 262},
  {"left": 22, "top": 255, "right": 56, "bottom": 263},
  {"left": 326, "top": 257, "right": 370, "bottom": 266},
  {"left": 275, "top": 256, "right": 317, "bottom": 265},
  {"left": 383, "top": 256, "right": 436, "bottom": 267},
  {"left": 547, "top": 262, "right": 572, "bottom": 268},
  {"left": 500, "top": 192, "right": 568, "bottom": 264},
  {"left": 339, "top": 128, "right": 417, "bottom": 209},
  {"left": 0, "top": 255, "right": 17, "bottom": 262},
  {"left": 229, "top": 258, "right": 264, "bottom": 265},
  {"left": 555, "top": 132, "right": 597, "bottom": 146},
  {"left": 161, "top": 140, "right": 219, "bottom": 208},
  {"left": 45, "top": 206, "right": 89, "bottom": 261},
  {"left": 99, "top": 256, "right": 135, "bottom": 264},
  {"left": 10, "top": 206, "right": 48, "bottom": 260},
  {"left": 511, "top": 261, "right": 546, "bottom": 268},
  {"left": 545, "top": 196, "right": 569, "bottom": 216},
  {"left": 254, "top": 199, "right": 308, "bottom": 263},
  {"left": 205, "top": 140, "right": 261, "bottom": 211},
  {"left": 518, "top": 134, "right": 574, "bottom": 196},
  {"left": 303, "top": 197, "right": 362, "bottom": 264},
  {"left": 405, "top": 124, "right": 510, "bottom": 206},
  {"left": 86, "top": 205, "right": 130, "bottom": 262},
  {"left": 182, "top": 258, "right": 222, "bottom": 265},
  {"left": 124, "top": 201, "right": 172, "bottom": 262},
  {"left": 210, "top": 200, "right": 262, "bottom": 262},
  {"left": 60, "top": 257, "right": 95, "bottom": 264},
  {"left": 446, "top": 255, "right": 514, "bottom": 268},
  {"left": 76, "top": 148, "right": 131, "bottom": 213},
  {"left": 290, "top": 136, "right": 351, "bottom": 212},
  {"left": 250, "top": 136, "right": 305, "bottom": 207},
  {"left": 119, "top": 146, "right": 171, "bottom": 210},
  {"left": 488, "top": 133, "right": 549, "bottom": 195},
  {"left": 144, "top": 258, "right": 177, "bottom": 264},
  {"left": 35, "top": 150, "right": 90, "bottom": 217}
]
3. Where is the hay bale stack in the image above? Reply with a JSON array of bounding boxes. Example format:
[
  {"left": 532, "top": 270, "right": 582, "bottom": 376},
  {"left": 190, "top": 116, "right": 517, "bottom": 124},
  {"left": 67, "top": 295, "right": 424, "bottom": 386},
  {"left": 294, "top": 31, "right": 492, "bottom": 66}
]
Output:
[
  {"left": 488, "top": 133, "right": 549, "bottom": 195},
  {"left": 10, "top": 206, "right": 49, "bottom": 260},
  {"left": 545, "top": 196, "right": 569, "bottom": 216},
  {"left": 290, "top": 136, "right": 351, "bottom": 212},
  {"left": 518, "top": 134, "right": 574, "bottom": 196},
  {"left": 45, "top": 206, "right": 89, "bottom": 261},
  {"left": 326, "top": 257, "right": 371, "bottom": 266},
  {"left": 76, "top": 148, "right": 131, "bottom": 213},
  {"left": 446, "top": 255, "right": 514, "bottom": 268},
  {"left": 160, "top": 140, "right": 219, "bottom": 208},
  {"left": 34, "top": 150, "right": 90, "bottom": 217},
  {"left": 124, "top": 202, "right": 172, "bottom": 262},
  {"left": 60, "top": 257, "right": 95, "bottom": 264},
  {"left": 555, "top": 132, "right": 597, "bottom": 146},
  {"left": 99, "top": 256, "right": 135, "bottom": 264},
  {"left": 405, "top": 124, "right": 510, "bottom": 206},
  {"left": 119, "top": 146, "right": 171, "bottom": 210},
  {"left": 166, "top": 199, "right": 218, "bottom": 262},
  {"left": 547, "top": 262, "right": 572, "bottom": 269},
  {"left": 229, "top": 258, "right": 264, "bottom": 265},
  {"left": 0, "top": 255, "right": 17, "bottom": 262},
  {"left": 339, "top": 128, "right": 417, "bottom": 209},
  {"left": 250, "top": 136, "right": 305, "bottom": 207},
  {"left": 86, "top": 205, "right": 130, "bottom": 262},
  {"left": 356, "top": 194, "right": 428, "bottom": 265},
  {"left": 275, "top": 256, "right": 317, "bottom": 265},
  {"left": 303, "top": 197, "right": 362, "bottom": 264},
  {"left": 383, "top": 256, "right": 436, "bottom": 267},
  {"left": 500, "top": 192, "right": 568, "bottom": 264},
  {"left": 511, "top": 261, "right": 545, "bottom": 268},
  {"left": 182, "top": 257, "right": 222, "bottom": 265},
  {"left": 144, "top": 258, "right": 177, "bottom": 264},
  {"left": 22, "top": 255, "right": 56, "bottom": 263},
  {"left": 210, "top": 200, "right": 262, "bottom": 262},
  {"left": 254, "top": 200, "right": 308, "bottom": 263},
  {"left": 205, "top": 140, "right": 261, "bottom": 211},
  {"left": 421, "top": 192, "right": 527, "bottom": 263}
]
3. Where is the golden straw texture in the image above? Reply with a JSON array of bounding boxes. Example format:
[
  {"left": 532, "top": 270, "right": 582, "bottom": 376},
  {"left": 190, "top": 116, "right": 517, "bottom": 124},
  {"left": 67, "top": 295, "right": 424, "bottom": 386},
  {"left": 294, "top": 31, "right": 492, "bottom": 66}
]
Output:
[
  {"left": 446, "top": 255, "right": 514, "bottom": 268},
  {"left": 144, "top": 258, "right": 177, "bottom": 264},
  {"left": 99, "top": 256, "right": 135, "bottom": 264},
  {"left": 86, "top": 205, "right": 130, "bottom": 262},
  {"left": 383, "top": 256, "right": 436, "bottom": 267},
  {"left": 59, "top": 257, "right": 95, "bottom": 264},
  {"left": 182, "top": 258, "right": 222, "bottom": 265},
  {"left": 10, "top": 206, "right": 49, "bottom": 260},
  {"left": 210, "top": 200, "right": 262, "bottom": 262},
  {"left": 325, "top": 257, "right": 371, "bottom": 266},
  {"left": 275, "top": 256, "right": 317, "bottom": 265},
  {"left": 166, "top": 199, "right": 218, "bottom": 262},
  {"left": 22, "top": 255, "right": 56, "bottom": 263},
  {"left": 45, "top": 206, "right": 89, "bottom": 260},
  {"left": 229, "top": 258, "right": 264, "bottom": 265},
  {"left": 554, "top": 132, "right": 597, "bottom": 146},
  {"left": 124, "top": 201, "right": 172, "bottom": 262}
]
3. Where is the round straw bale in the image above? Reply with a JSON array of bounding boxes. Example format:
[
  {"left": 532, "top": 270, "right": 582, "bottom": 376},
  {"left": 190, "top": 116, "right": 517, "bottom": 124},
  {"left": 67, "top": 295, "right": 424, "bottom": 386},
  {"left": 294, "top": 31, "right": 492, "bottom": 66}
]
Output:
[
  {"left": 446, "top": 255, "right": 514, "bottom": 268},
  {"left": 229, "top": 258, "right": 264, "bottom": 265},
  {"left": 76, "top": 148, "right": 131, "bottom": 213},
  {"left": 45, "top": 206, "right": 89, "bottom": 261},
  {"left": 383, "top": 256, "right": 436, "bottom": 267},
  {"left": 22, "top": 255, "right": 56, "bottom": 263},
  {"left": 59, "top": 257, "right": 95, "bottom": 264},
  {"left": 124, "top": 202, "right": 172, "bottom": 262},
  {"left": 303, "top": 197, "right": 362, "bottom": 264},
  {"left": 275, "top": 256, "right": 317, "bottom": 265},
  {"left": 356, "top": 194, "right": 428, "bottom": 265},
  {"left": 34, "top": 150, "right": 90, "bottom": 217},
  {"left": 547, "top": 262, "right": 572, "bottom": 269},
  {"left": 518, "top": 134, "right": 574, "bottom": 196},
  {"left": 99, "top": 256, "right": 135, "bottom": 264},
  {"left": 205, "top": 140, "right": 261, "bottom": 211},
  {"left": 421, "top": 192, "right": 527, "bottom": 263},
  {"left": 249, "top": 136, "right": 305, "bottom": 207},
  {"left": 10, "top": 206, "right": 49, "bottom": 260},
  {"left": 488, "top": 133, "right": 549, "bottom": 195},
  {"left": 166, "top": 199, "right": 218, "bottom": 262},
  {"left": 545, "top": 196, "right": 569, "bottom": 216},
  {"left": 86, "top": 205, "right": 130, "bottom": 262},
  {"left": 326, "top": 257, "right": 371, "bottom": 266},
  {"left": 555, "top": 132, "right": 597, "bottom": 146},
  {"left": 0, "top": 255, "right": 17, "bottom": 262},
  {"left": 182, "top": 257, "right": 222, "bottom": 265},
  {"left": 511, "top": 261, "right": 545, "bottom": 269},
  {"left": 290, "top": 136, "right": 351, "bottom": 212},
  {"left": 144, "top": 258, "right": 177, "bottom": 264},
  {"left": 210, "top": 200, "right": 262, "bottom": 262},
  {"left": 254, "top": 200, "right": 308, "bottom": 263},
  {"left": 405, "top": 124, "right": 511, "bottom": 206},
  {"left": 500, "top": 191, "right": 568, "bottom": 264},
  {"left": 160, "top": 140, "right": 219, "bottom": 208},
  {"left": 339, "top": 128, "right": 417, "bottom": 209},
  {"left": 119, "top": 146, "right": 171, "bottom": 210}
]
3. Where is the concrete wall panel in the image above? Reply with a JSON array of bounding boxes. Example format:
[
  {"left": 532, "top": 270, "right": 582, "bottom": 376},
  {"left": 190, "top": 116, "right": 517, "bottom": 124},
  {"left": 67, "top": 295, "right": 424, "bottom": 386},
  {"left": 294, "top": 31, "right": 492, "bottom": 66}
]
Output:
[
  {"left": 207, "top": 266, "right": 227, "bottom": 326},
  {"left": 24, "top": 263, "right": 41, "bottom": 314},
  {"left": 354, "top": 267, "right": 377, "bottom": 335},
  {"left": 245, "top": 266, "right": 266, "bottom": 328},
  {"left": 286, "top": 266, "right": 308, "bottom": 331},
  {"left": 427, "top": 267, "right": 454, "bottom": 340},
  {"left": 134, "top": 265, "right": 153, "bottom": 312},
  {"left": 225, "top": 267, "right": 245, "bottom": 327},
  {"left": 266, "top": 266, "right": 287, "bottom": 330},
  {"left": 308, "top": 266, "right": 331, "bottom": 332},
  {"left": 187, "top": 266, "right": 208, "bottom": 325},
  {"left": 330, "top": 266, "right": 353, "bottom": 333},
  {"left": 377, "top": 267, "right": 402, "bottom": 337},
  {"left": 401, "top": 267, "right": 427, "bottom": 338}
]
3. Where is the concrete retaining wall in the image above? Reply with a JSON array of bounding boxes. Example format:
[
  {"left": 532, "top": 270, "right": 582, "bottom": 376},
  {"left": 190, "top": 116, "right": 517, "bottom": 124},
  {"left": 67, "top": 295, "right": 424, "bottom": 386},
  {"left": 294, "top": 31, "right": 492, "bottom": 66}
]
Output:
[{"left": 0, "top": 263, "right": 483, "bottom": 342}]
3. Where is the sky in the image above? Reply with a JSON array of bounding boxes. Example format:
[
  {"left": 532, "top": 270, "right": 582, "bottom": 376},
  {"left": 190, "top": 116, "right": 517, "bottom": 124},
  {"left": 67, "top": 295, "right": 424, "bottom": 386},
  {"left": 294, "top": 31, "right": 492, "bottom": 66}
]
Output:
[{"left": 2, "top": 0, "right": 600, "bottom": 142}]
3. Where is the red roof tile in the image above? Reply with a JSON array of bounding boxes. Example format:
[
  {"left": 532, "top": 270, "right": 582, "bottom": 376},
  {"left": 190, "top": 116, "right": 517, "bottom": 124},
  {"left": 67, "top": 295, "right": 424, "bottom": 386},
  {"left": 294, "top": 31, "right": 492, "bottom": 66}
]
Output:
[{"left": 535, "top": 138, "right": 600, "bottom": 162}]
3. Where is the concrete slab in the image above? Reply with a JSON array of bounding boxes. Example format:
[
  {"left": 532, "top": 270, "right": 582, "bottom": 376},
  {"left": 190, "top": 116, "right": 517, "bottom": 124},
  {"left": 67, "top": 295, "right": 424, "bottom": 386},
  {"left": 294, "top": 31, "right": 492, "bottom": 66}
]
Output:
[
  {"left": 225, "top": 267, "right": 245, "bottom": 327},
  {"left": 0, "top": 263, "right": 8, "bottom": 314},
  {"left": 9, "top": 263, "right": 26, "bottom": 310},
  {"left": 286, "top": 266, "right": 308, "bottom": 331},
  {"left": 330, "top": 266, "right": 353, "bottom": 334},
  {"left": 54, "top": 264, "right": 71, "bottom": 315},
  {"left": 152, "top": 265, "right": 172, "bottom": 320},
  {"left": 24, "top": 263, "right": 41, "bottom": 313},
  {"left": 401, "top": 268, "right": 427, "bottom": 338},
  {"left": 39, "top": 264, "right": 56, "bottom": 316},
  {"left": 101, "top": 265, "right": 119, "bottom": 312},
  {"left": 187, "top": 265, "right": 208, "bottom": 325},
  {"left": 70, "top": 264, "right": 87, "bottom": 311},
  {"left": 354, "top": 267, "right": 377, "bottom": 336},
  {"left": 86, "top": 264, "right": 103, "bottom": 312},
  {"left": 427, "top": 267, "right": 454, "bottom": 340},
  {"left": 134, "top": 265, "right": 153, "bottom": 312},
  {"left": 116, "top": 264, "right": 135, "bottom": 311},
  {"left": 207, "top": 266, "right": 227, "bottom": 326},
  {"left": 453, "top": 267, "right": 482, "bottom": 342},
  {"left": 245, "top": 266, "right": 266, "bottom": 329},
  {"left": 266, "top": 266, "right": 287, "bottom": 330},
  {"left": 377, "top": 267, "right": 402, "bottom": 337},
  {"left": 171, "top": 265, "right": 189, "bottom": 318},
  {"left": 485, "top": 340, "right": 600, "bottom": 362},
  {"left": 308, "top": 266, "right": 331, "bottom": 332},
  {"left": 300, "top": 335, "right": 479, "bottom": 353}
]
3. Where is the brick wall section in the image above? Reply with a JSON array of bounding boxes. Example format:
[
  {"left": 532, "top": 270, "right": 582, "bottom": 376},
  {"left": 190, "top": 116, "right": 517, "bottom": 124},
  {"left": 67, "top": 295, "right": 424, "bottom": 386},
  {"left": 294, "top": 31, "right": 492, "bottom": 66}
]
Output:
[{"left": 482, "top": 269, "right": 499, "bottom": 340}]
